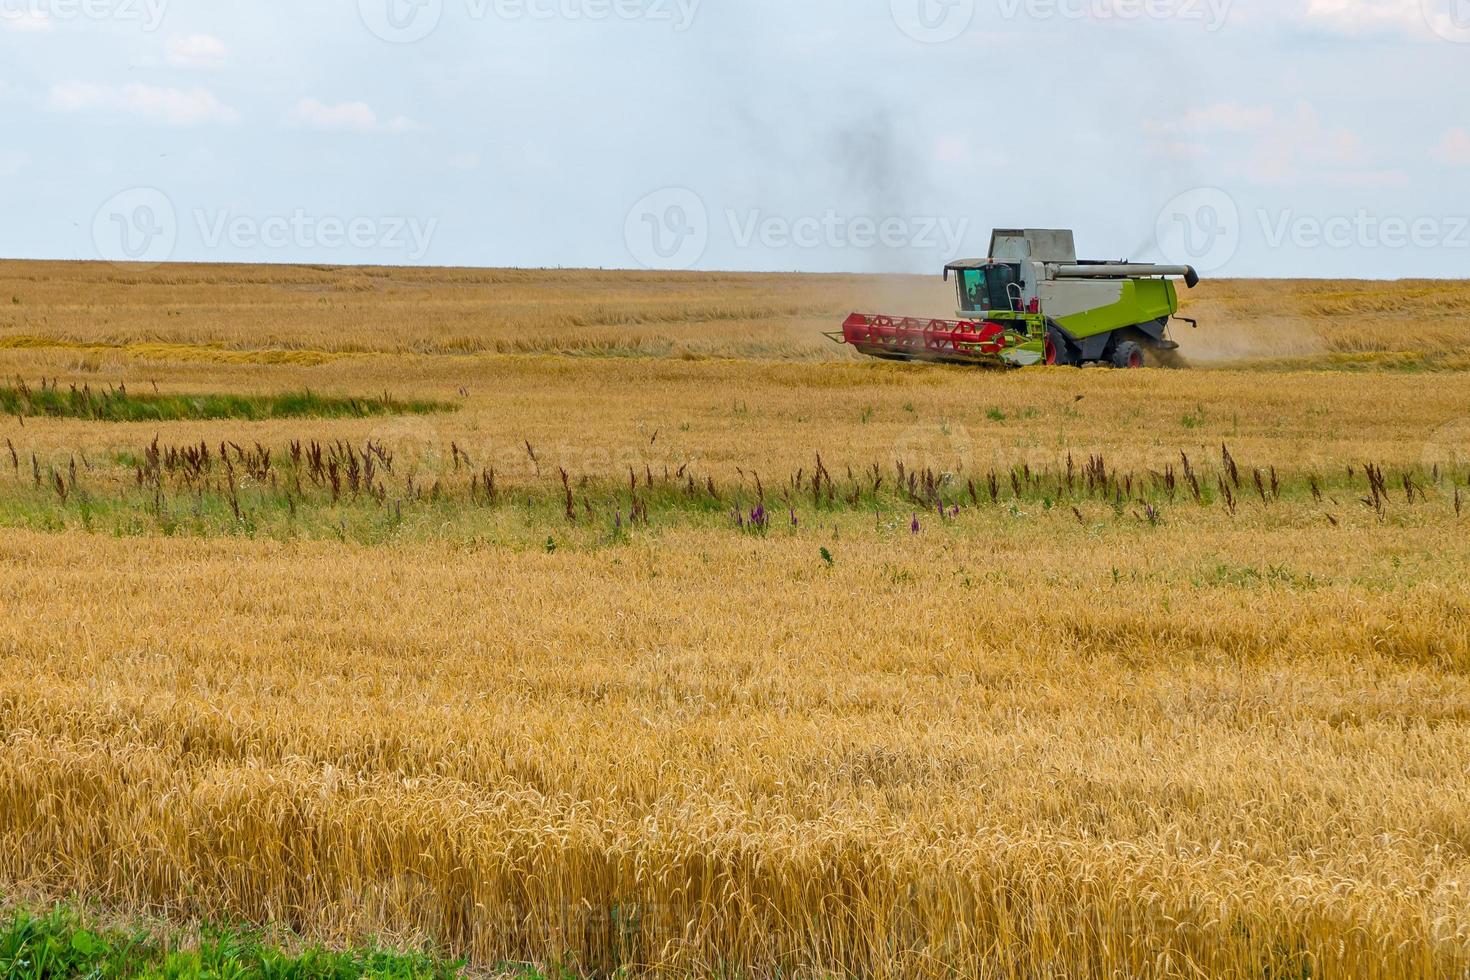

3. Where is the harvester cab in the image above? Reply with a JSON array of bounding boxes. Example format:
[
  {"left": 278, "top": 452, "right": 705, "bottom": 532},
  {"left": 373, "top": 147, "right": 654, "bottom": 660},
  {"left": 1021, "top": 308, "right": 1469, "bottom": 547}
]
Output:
[{"left": 835, "top": 229, "right": 1200, "bottom": 368}]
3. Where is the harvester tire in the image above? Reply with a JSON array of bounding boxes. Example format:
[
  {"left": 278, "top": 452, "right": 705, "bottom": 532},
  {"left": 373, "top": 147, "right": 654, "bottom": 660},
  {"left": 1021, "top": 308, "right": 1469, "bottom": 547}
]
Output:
[
  {"left": 1111, "top": 341, "right": 1145, "bottom": 369},
  {"left": 1044, "top": 329, "right": 1074, "bottom": 366}
]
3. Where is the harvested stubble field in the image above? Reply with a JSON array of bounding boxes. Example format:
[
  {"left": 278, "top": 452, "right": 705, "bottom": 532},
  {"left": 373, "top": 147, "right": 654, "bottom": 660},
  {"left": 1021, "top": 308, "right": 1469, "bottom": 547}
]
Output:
[{"left": 0, "top": 261, "right": 1469, "bottom": 978}]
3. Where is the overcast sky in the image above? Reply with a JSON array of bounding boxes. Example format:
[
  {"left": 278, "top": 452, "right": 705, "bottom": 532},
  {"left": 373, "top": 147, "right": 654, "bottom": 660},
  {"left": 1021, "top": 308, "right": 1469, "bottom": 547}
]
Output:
[{"left": 0, "top": 0, "right": 1467, "bottom": 277}]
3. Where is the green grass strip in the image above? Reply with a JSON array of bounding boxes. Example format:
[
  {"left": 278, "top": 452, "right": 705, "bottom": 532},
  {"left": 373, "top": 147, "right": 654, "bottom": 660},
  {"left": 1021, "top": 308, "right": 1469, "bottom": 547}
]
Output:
[
  {"left": 0, "top": 384, "right": 453, "bottom": 422},
  {"left": 0, "top": 902, "right": 595, "bottom": 979},
  {"left": 0, "top": 904, "right": 475, "bottom": 979}
]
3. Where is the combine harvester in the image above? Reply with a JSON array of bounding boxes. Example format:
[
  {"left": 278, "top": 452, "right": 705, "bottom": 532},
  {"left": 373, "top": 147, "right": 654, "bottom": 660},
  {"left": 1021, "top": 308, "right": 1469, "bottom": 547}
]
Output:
[{"left": 834, "top": 229, "right": 1200, "bottom": 368}]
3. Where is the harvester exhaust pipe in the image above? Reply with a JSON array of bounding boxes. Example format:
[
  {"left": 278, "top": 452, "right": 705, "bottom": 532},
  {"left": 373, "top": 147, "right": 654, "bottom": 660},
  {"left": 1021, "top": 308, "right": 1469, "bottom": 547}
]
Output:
[{"left": 1053, "top": 264, "right": 1201, "bottom": 289}]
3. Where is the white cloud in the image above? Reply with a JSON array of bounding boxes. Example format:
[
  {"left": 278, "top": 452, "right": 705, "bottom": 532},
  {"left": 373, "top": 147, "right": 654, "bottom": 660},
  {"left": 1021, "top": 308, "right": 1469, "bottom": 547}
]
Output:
[
  {"left": 1299, "top": 0, "right": 1424, "bottom": 35},
  {"left": 289, "top": 98, "right": 418, "bottom": 134},
  {"left": 167, "top": 34, "right": 229, "bottom": 69},
  {"left": 1246, "top": 103, "right": 1365, "bottom": 183},
  {"left": 1146, "top": 100, "right": 1390, "bottom": 187},
  {"left": 1433, "top": 128, "right": 1470, "bottom": 166},
  {"left": 2, "top": 11, "right": 53, "bottom": 31},
  {"left": 47, "top": 82, "right": 239, "bottom": 126}
]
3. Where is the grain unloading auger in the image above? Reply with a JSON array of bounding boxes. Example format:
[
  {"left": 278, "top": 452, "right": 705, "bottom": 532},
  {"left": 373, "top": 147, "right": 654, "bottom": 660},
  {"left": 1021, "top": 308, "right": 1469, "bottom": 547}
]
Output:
[{"left": 832, "top": 229, "right": 1200, "bottom": 368}]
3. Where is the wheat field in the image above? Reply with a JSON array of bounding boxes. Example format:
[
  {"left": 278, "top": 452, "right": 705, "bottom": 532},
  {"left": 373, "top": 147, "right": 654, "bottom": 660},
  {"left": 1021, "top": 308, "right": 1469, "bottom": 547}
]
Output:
[{"left": 0, "top": 261, "right": 1468, "bottom": 977}]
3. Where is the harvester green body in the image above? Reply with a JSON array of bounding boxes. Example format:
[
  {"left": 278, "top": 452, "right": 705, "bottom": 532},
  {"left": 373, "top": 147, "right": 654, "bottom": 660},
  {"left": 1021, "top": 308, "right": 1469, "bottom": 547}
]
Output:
[{"left": 837, "top": 229, "right": 1199, "bottom": 368}]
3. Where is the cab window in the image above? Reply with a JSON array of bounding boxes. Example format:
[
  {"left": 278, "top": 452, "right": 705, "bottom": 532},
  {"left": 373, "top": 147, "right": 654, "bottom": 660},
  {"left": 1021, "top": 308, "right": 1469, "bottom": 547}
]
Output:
[{"left": 957, "top": 265, "right": 1022, "bottom": 312}]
